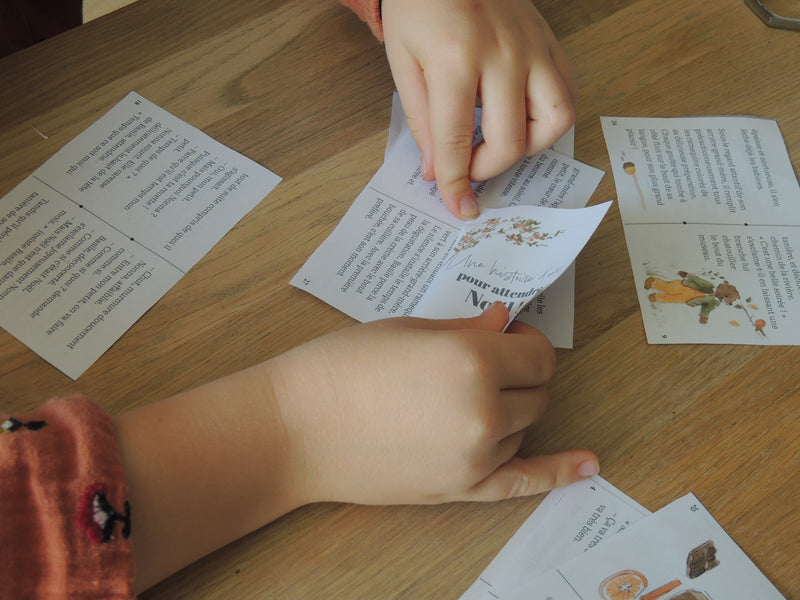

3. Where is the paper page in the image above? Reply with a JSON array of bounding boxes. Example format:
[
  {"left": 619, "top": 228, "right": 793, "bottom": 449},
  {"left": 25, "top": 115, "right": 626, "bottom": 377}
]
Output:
[
  {"left": 601, "top": 116, "right": 800, "bottom": 344},
  {"left": 0, "top": 92, "right": 281, "bottom": 378},
  {"left": 292, "top": 98, "right": 604, "bottom": 347},
  {"left": 413, "top": 202, "right": 611, "bottom": 323},
  {"left": 514, "top": 263, "right": 575, "bottom": 345},
  {"left": 460, "top": 476, "right": 651, "bottom": 600},
  {"left": 504, "top": 493, "right": 786, "bottom": 600}
]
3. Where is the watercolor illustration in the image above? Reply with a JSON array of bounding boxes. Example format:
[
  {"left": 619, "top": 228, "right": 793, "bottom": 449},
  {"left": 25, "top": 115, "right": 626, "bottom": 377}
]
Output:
[
  {"left": 620, "top": 154, "right": 646, "bottom": 210},
  {"left": 686, "top": 540, "right": 719, "bottom": 579},
  {"left": 447, "top": 215, "right": 564, "bottom": 261},
  {"left": 596, "top": 540, "right": 720, "bottom": 600},
  {"left": 666, "top": 592, "right": 712, "bottom": 600},
  {"left": 598, "top": 570, "right": 648, "bottom": 600},
  {"left": 643, "top": 268, "right": 767, "bottom": 337}
]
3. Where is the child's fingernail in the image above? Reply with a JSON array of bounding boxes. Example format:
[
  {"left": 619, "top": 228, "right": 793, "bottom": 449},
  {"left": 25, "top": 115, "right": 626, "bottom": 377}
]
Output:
[
  {"left": 459, "top": 195, "right": 479, "bottom": 219},
  {"left": 578, "top": 461, "right": 599, "bottom": 477},
  {"left": 420, "top": 156, "right": 431, "bottom": 180}
]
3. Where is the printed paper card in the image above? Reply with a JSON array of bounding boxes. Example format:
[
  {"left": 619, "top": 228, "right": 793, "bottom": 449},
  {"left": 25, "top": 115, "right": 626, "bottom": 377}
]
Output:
[
  {"left": 414, "top": 202, "right": 611, "bottom": 323},
  {"left": 0, "top": 91, "right": 281, "bottom": 378},
  {"left": 602, "top": 116, "right": 800, "bottom": 344},
  {"left": 292, "top": 95, "right": 605, "bottom": 345},
  {"left": 459, "top": 476, "right": 651, "bottom": 600},
  {"left": 503, "top": 493, "right": 786, "bottom": 600}
]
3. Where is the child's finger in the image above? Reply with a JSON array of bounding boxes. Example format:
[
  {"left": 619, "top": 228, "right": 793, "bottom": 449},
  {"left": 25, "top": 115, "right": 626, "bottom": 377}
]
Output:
[{"left": 464, "top": 449, "right": 600, "bottom": 501}]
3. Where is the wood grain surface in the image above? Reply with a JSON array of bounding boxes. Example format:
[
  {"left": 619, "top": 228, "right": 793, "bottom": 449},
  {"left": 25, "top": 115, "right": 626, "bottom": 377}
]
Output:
[{"left": 1, "top": 0, "right": 798, "bottom": 598}]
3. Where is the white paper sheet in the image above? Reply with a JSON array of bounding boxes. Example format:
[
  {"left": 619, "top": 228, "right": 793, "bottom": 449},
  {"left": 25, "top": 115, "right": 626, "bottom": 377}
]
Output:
[
  {"left": 0, "top": 92, "right": 281, "bottom": 378},
  {"left": 602, "top": 116, "right": 800, "bottom": 345}
]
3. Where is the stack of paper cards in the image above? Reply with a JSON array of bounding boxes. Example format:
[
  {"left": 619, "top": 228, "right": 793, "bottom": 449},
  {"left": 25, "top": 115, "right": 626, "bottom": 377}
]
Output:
[
  {"left": 460, "top": 477, "right": 785, "bottom": 600},
  {"left": 292, "top": 93, "right": 608, "bottom": 346}
]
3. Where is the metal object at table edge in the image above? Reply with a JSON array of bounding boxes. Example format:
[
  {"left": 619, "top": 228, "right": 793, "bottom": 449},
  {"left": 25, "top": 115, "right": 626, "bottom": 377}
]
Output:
[{"left": 746, "top": 0, "right": 800, "bottom": 30}]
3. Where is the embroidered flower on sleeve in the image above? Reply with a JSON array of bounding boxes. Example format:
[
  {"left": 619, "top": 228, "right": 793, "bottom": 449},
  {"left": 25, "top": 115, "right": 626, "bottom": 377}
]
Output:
[
  {"left": 1, "top": 417, "right": 47, "bottom": 434},
  {"left": 77, "top": 483, "right": 132, "bottom": 544}
]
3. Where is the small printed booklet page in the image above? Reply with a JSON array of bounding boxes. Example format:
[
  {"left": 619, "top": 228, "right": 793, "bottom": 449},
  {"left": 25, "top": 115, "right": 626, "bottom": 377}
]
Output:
[
  {"left": 0, "top": 92, "right": 280, "bottom": 378},
  {"left": 292, "top": 94, "right": 608, "bottom": 342},
  {"left": 602, "top": 116, "right": 800, "bottom": 345}
]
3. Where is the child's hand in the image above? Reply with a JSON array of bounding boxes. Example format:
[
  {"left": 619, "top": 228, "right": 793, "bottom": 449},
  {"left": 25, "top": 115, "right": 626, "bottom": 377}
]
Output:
[
  {"left": 118, "top": 303, "right": 598, "bottom": 590},
  {"left": 274, "top": 303, "right": 598, "bottom": 506},
  {"left": 382, "top": 0, "right": 578, "bottom": 220}
]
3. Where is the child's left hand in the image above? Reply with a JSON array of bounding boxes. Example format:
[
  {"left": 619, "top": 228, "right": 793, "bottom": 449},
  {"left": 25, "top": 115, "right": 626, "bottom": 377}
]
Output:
[{"left": 382, "top": 0, "right": 578, "bottom": 220}]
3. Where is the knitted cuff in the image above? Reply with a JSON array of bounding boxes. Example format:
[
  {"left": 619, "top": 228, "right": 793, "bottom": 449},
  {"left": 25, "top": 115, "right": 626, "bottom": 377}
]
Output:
[
  {"left": 1, "top": 396, "right": 134, "bottom": 599},
  {"left": 340, "top": 0, "right": 384, "bottom": 41}
]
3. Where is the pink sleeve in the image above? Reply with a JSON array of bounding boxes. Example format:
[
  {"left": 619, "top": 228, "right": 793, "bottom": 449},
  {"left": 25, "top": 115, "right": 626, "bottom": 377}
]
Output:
[
  {"left": 1, "top": 396, "right": 134, "bottom": 599},
  {"left": 340, "top": 0, "right": 384, "bottom": 40}
]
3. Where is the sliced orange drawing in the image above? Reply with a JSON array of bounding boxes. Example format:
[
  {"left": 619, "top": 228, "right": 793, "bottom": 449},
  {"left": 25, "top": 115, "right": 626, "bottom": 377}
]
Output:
[{"left": 598, "top": 569, "right": 648, "bottom": 600}]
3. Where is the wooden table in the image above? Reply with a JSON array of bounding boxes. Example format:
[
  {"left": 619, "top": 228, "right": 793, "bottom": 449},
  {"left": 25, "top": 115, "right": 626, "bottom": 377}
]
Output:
[{"left": 1, "top": 0, "right": 798, "bottom": 597}]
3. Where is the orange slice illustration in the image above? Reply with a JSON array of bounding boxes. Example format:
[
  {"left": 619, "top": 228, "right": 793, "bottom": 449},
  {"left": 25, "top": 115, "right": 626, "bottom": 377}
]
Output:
[{"left": 598, "top": 569, "right": 648, "bottom": 600}]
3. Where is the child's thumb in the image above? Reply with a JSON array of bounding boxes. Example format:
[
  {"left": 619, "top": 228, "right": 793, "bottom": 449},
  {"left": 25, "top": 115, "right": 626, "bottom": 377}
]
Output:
[
  {"left": 464, "top": 449, "right": 600, "bottom": 502},
  {"left": 410, "top": 301, "right": 511, "bottom": 333}
]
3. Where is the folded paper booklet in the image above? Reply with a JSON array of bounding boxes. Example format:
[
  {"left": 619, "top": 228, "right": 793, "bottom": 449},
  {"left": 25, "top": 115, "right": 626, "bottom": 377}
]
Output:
[
  {"left": 0, "top": 92, "right": 280, "bottom": 378},
  {"left": 461, "top": 478, "right": 786, "bottom": 600},
  {"left": 602, "top": 116, "right": 800, "bottom": 345},
  {"left": 292, "top": 94, "right": 608, "bottom": 340}
]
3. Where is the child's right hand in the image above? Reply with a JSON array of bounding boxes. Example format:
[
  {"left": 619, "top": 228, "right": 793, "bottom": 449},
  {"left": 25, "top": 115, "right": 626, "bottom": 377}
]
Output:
[
  {"left": 117, "top": 303, "right": 599, "bottom": 591},
  {"left": 272, "top": 302, "right": 599, "bottom": 507}
]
